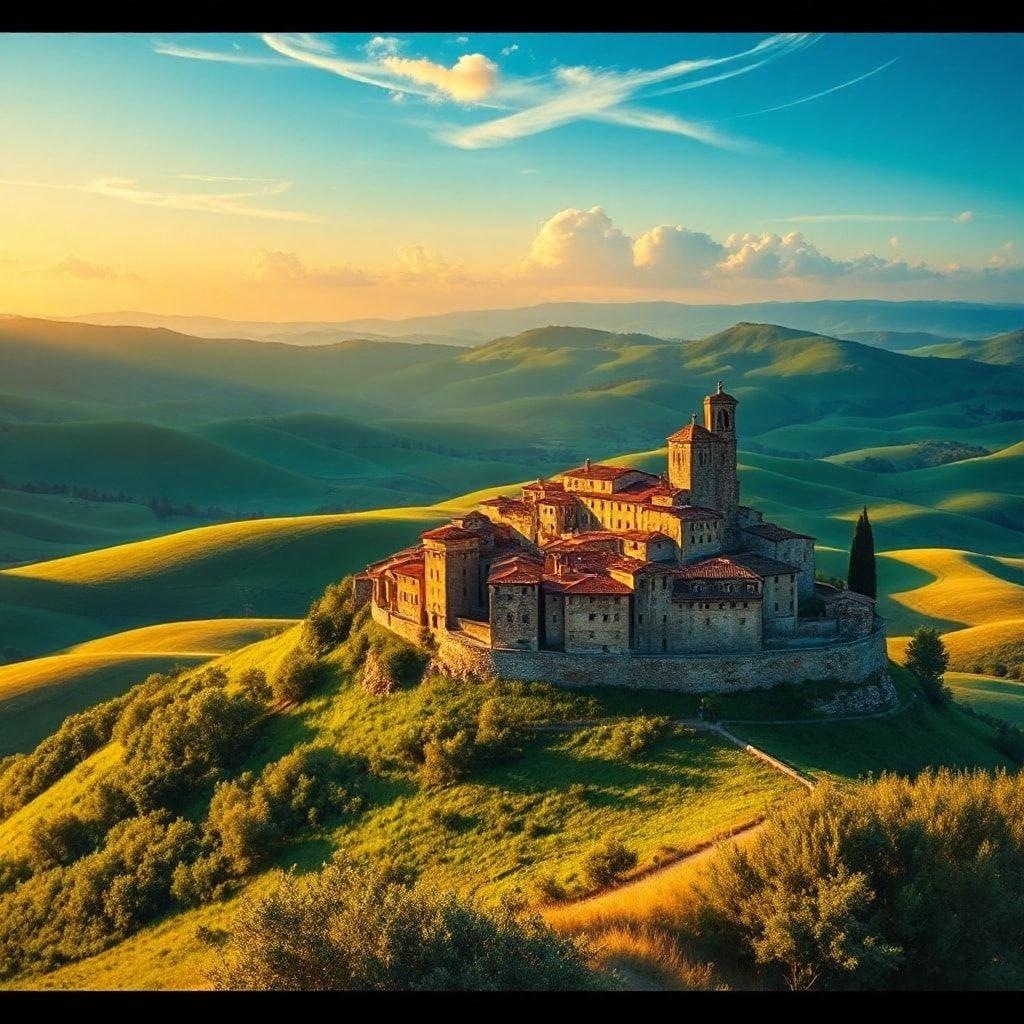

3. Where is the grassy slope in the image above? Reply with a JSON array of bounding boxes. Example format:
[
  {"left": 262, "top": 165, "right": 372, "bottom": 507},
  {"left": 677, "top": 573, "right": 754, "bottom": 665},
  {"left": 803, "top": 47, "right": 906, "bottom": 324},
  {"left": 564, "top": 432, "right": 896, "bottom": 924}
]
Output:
[
  {"left": 3, "top": 623, "right": 801, "bottom": 990},
  {"left": 0, "top": 619, "right": 295, "bottom": 755}
]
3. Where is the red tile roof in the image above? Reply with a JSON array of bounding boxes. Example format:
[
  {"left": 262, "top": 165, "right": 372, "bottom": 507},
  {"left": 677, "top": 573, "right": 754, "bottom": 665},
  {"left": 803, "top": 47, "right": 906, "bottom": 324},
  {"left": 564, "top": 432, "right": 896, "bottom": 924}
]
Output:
[
  {"left": 563, "top": 574, "right": 633, "bottom": 596},
  {"left": 389, "top": 557, "right": 425, "bottom": 580},
  {"left": 422, "top": 524, "right": 478, "bottom": 542},
  {"left": 667, "top": 422, "right": 721, "bottom": 444},
  {"left": 677, "top": 557, "right": 760, "bottom": 581},
  {"left": 562, "top": 462, "right": 635, "bottom": 480},
  {"left": 618, "top": 529, "right": 671, "bottom": 543}
]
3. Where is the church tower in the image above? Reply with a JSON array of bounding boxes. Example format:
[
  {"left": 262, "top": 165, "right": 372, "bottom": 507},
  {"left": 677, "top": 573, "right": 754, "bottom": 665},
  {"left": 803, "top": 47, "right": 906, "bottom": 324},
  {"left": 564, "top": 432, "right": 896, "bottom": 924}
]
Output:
[
  {"left": 703, "top": 382, "right": 741, "bottom": 549},
  {"left": 666, "top": 411, "right": 720, "bottom": 509}
]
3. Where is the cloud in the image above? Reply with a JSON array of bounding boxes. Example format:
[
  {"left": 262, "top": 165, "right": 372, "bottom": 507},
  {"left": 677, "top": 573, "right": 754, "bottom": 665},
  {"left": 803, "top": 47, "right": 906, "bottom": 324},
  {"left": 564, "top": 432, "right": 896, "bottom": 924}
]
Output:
[
  {"left": 0, "top": 176, "right": 320, "bottom": 223},
  {"left": 633, "top": 225, "right": 725, "bottom": 284},
  {"left": 152, "top": 40, "right": 292, "bottom": 66},
  {"left": 521, "top": 208, "right": 944, "bottom": 289},
  {"left": 775, "top": 212, "right": 974, "bottom": 224},
  {"left": 501, "top": 44, "right": 519, "bottom": 57},
  {"left": 365, "top": 36, "right": 404, "bottom": 57},
  {"left": 47, "top": 256, "right": 122, "bottom": 281},
  {"left": 392, "top": 244, "right": 478, "bottom": 285},
  {"left": 250, "top": 250, "right": 373, "bottom": 287},
  {"left": 955, "top": 210, "right": 974, "bottom": 223},
  {"left": 890, "top": 236, "right": 901, "bottom": 248},
  {"left": 525, "top": 206, "right": 635, "bottom": 283},
  {"left": 442, "top": 33, "right": 816, "bottom": 149},
  {"left": 725, "top": 58, "right": 898, "bottom": 119},
  {"left": 378, "top": 53, "right": 499, "bottom": 104}
]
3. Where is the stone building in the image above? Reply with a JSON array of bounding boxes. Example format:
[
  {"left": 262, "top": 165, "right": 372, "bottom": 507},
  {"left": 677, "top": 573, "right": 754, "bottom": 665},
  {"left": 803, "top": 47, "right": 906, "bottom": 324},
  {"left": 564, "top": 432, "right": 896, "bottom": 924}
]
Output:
[{"left": 361, "top": 381, "right": 882, "bottom": 676}]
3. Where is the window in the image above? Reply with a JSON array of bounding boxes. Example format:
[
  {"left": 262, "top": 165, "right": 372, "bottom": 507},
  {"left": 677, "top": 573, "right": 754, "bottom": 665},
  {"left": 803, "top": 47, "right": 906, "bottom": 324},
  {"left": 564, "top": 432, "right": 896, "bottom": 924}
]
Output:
[
  {"left": 522, "top": 613, "right": 529, "bottom": 623},
  {"left": 602, "top": 614, "right": 609, "bottom": 623},
  {"left": 638, "top": 614, "right": 644, "bottom": 624},
  {"left": 589, "top": 613, "right": 596, "bottom": 622},
  {"left": 739, "top": 617, "right": 746, "bottom": 626},
  {"left": 506, "top": 613, "right": 513, "bottom": 623}
]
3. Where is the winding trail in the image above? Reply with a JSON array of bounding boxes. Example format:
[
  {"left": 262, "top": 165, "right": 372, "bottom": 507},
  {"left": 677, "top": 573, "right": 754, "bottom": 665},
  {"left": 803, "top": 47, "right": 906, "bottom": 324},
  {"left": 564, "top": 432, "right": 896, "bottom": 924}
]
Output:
[{"left": 543, "top": 692, "right": 917, "bottom": 913}]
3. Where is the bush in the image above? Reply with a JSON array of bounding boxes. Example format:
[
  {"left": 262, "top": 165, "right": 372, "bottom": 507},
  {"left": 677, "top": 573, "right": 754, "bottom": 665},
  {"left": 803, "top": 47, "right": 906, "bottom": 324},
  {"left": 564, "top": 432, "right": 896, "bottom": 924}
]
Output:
[
  {"left": 236, "top": 667, "right": 272, "bottom": 703},
  {"left": 271, "top": 648, "right": 322, "bottom": 704},
  {"left": 582, "top": 839, "right": 637, "bottom": 890},
  {"left": 604, "top": 716, "right": 668, "bottom": 761},
  {"left": 301, "top": 578, "right": 357, "bottom": 657},
  {"left": 905, "top": 627, "right": 949, "bottom": 701},
  {"left": 984, "top": 662, "right": 1009, "bottom": 678},
  {"left": 209, "top": 860, "right": 595, "bottom": 990},
  {"left": 694, "top": 770, "right": 1024, "bottom": 990},
  {"left": 474, "top": 697, "right": 525, "bottom": 764},
  {"left": 994, "top": 722, "right": 1024, "bottom": 765},
  {"left": 26, "top": 813, "right": 94, "bottom": 871}
]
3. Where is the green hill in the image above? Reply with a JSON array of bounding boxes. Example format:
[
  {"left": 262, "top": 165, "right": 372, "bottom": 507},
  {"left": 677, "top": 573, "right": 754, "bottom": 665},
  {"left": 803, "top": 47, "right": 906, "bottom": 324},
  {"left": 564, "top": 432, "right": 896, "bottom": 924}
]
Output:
[{"left": 914, "top": 328, "right": 1024, "bottom": 366}]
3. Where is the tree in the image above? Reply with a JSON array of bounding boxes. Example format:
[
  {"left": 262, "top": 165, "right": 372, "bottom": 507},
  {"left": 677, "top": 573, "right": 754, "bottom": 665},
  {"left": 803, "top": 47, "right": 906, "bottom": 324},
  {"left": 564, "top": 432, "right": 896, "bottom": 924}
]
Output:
[
  {"left": 847, "top": 506, "right": 877, "bottom": 599},
  {"left": 905, "top": 627, "right": 950, "bottom": 705}
]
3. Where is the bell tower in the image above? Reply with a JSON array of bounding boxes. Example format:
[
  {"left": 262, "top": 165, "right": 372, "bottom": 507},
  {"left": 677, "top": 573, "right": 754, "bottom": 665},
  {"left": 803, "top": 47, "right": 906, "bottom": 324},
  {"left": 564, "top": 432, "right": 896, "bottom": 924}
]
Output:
[
  {"left": 666, "top": 411, "right": 719, "bottom": 509},
  {"left": 704, "top": 382, "right": 740, "bottom": 549}
]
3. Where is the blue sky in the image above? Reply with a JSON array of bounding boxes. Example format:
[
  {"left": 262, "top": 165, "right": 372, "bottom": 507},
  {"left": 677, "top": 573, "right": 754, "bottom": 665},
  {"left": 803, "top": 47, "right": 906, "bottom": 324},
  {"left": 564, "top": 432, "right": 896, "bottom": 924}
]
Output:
[{"left": 0, "top": 32, "right": 1021, "bottom": 319}]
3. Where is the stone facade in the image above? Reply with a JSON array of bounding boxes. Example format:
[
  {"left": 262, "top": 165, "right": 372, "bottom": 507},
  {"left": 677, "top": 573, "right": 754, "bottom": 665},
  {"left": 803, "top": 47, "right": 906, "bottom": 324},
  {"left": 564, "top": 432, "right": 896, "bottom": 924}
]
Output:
[{"left": 359, "top": 380, "right": 886, "bottom": 692}]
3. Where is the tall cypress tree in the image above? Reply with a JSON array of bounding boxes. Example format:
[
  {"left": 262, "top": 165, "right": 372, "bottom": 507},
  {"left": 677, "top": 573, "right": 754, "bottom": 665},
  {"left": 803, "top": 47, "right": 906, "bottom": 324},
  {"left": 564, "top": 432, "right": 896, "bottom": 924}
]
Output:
[{"left": 847, "top": 505, "right": 877, "bottom": 598}]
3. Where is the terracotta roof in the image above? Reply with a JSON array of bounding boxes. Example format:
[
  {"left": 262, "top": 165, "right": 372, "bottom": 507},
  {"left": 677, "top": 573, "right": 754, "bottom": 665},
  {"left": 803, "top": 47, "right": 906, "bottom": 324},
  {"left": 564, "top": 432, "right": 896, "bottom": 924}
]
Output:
[
  {"left": 617, "top": 529, "right": 671, "bottom": 543},
  {"left": 727, "top": 552, "right": 802, "bottom": 577},
  {"left": 677, "top": 557, "right": 761, "bottom": 581},
  {"left": 743, "top": 522, "right": 815, "bottom": 542},
  {"left": 537, "top": 493, "right": 577, "bottom": 507},
  {"left": 667, "top": 422, "right": 721, "bottom": 444},
  {"left": 827, "top": 589, "right": 876, "bottom": 606},
  {"left": 389, "top": 557, "right": 425, "bottom": 580},
  {"left": 489, "top": 555, "right": 544, "bottom": 585},
  {"left": 563, "top": 574, "right": 633, "bottom": 596},
  {"left": 644, "top": 503, "right": 722, "bottom": 521},
  {"left": 422, "top": 524, "right": 478, "bottom": 542},
  {"left": 562, "top": 462, "right": 635, "bottom": 480}
]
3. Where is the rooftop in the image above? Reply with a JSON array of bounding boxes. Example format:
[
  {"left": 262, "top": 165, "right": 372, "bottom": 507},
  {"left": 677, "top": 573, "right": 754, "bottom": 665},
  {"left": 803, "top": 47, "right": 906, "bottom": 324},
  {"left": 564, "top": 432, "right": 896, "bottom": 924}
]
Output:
[
  {"left": 744, "top": 522, "right": 816, "bottom": 542},
  {"left": 666, "top": 421, "right": 721, "bottom": 444},
  {"left": 562, "top": 462, "right": 636, "bottom": 481},
  {"left": 727, "top": 552, "right": 803, "bottom": 577},
  {"left": 677, "top": 557, "right": 761, "bottom": 581}
]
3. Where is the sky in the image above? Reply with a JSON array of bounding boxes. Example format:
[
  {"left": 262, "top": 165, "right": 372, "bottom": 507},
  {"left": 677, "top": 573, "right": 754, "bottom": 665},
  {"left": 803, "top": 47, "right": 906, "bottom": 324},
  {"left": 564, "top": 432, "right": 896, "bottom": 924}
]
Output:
[{"left": 1, "top": 31, "right": 1022, "bottom": 321}]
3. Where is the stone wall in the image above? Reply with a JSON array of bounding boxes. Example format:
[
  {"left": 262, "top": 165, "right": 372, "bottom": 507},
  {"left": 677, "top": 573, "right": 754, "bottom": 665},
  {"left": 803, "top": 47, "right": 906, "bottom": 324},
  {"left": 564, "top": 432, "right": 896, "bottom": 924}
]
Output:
[{"left": 431, "top": 620, "right": 888, "bottom": 693}]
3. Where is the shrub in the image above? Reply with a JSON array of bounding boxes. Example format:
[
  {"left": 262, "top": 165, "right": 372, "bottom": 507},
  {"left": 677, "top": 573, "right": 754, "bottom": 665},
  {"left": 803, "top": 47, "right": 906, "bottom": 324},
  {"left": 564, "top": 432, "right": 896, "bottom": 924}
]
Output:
[
  {"left": 693, "top": 770, "right": 1024, "bottom": 990},
  {"left": 0, "top": 693, "right": 127, "bottom": 818},
  {"left": 604, "top": 716, "right": 667, "bottom": 761},
  {"left": 271, "top": 648, "right": 322, "bottom": 704},
  {"left": 301, "top": 578, "right": 357, "bottom": 657},
  {"left": 236, "top": 667, "right": 272, "bottom": 703},
  {"left": 994, "top": 722, "right": 1024, "bottom": 765},
  {"left": 474, "top": 697, "right": 525, "bottom": 764},
  {"left": 984, "top": 662, "right": 1009, "bottom": 678},
  {"left": 209, "top": 859, "right": 595, "bottom": 990},
  {"left": 582, "top": 839, "right": 638, "bottom": 890},
  {"left": 26, "top": 813, "right": 94, "bottom": 871},
  {"left": 420, "top": 731, "right": 474, "bottom": 790}
]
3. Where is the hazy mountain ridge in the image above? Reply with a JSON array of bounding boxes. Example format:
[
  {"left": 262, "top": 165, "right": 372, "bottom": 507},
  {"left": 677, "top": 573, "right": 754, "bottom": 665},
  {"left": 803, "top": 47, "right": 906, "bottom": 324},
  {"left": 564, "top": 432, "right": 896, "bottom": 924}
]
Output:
[{"left": 42, "top": 299, "right": 1024, "bottom": 348}]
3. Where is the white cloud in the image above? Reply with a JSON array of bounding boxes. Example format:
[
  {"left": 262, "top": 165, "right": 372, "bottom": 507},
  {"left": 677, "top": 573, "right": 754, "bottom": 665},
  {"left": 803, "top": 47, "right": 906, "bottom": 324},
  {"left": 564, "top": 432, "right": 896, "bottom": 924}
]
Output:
[
  {"left": 379, "top": 53, "right": 499, "bottom": 104},
  {"left": 392, "top": 244, "right": 479, "bottom": 285},
  {"left": 521, "top": 209, "right": 945, "bottom": 289},
  {"left": 890, "top": 236, "right": 900, "bottom": 248},
  {"left": 364, "top": 36, "right": 403, "bottom": 57},
  {"left": 455, "top": 36, "right": 469, "bottom": 44},
  {"left": 152, "top": 40, "right": 291, "bottom": 66},
  {"left": 501, "top": 44, "right": 519, "bottom": 57},
  {"left": 955, "top": 210, "right": 974, "bottom": 223},
  {"left": 633, "top": 225, "right": 724, "bottom": 284},
  {"left": 525, "top": 207, "right": 635, "bottom": 283},
  {"left": 250, "top": 250, "right": 373, "bottom": 287},
  {"left": 0, "top": 176, "right": 319, "bottom": 223}
]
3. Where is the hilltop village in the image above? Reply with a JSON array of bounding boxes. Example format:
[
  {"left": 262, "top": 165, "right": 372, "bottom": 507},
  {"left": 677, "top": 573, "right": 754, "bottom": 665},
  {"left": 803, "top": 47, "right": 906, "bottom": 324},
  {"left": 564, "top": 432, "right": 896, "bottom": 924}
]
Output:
[{"left": 359, "top": 383, "right": 882, "bottom": 688}]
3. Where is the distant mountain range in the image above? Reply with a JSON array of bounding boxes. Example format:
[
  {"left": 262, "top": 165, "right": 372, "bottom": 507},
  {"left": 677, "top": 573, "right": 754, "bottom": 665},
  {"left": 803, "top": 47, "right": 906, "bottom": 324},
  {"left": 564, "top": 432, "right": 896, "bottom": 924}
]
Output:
[{"left": 44, "top": 299, "right": 1024, "bottom": 349}]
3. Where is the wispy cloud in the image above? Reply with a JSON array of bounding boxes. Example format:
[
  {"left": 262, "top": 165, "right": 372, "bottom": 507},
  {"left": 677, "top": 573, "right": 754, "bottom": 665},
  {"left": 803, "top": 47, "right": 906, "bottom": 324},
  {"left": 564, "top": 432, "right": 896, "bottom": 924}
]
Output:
[
  {"left": 441, "top": 33, "right": 817, "bottom": 149},
  {"left": 774, "top": 212, "right": 977, "bottom": 224},
  {"left": 152, "top": 39, "right": 292, "bottom": 66},
  {"left": 725, "top": 57, "right": 898, "bottom": 119},
  {"left": 157, "top": 33, "right": 894, "bottom": 154},
  {"left": 0, "top": 176, "right": 320, "bottom": 223}
]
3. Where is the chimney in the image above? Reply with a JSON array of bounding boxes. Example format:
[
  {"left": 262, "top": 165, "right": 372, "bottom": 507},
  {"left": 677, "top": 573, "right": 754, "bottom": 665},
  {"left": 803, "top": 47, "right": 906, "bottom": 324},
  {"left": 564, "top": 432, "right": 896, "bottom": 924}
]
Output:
[{"left": 585, "top": 457, "right": 591, "bottom": 471}]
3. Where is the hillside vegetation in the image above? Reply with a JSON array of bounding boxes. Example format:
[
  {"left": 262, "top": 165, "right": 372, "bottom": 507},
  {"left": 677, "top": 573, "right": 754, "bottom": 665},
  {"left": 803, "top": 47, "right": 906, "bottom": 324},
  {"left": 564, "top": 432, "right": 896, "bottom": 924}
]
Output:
[{"left": 0, "top": 596, "right": 803, "bottom": 989}]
